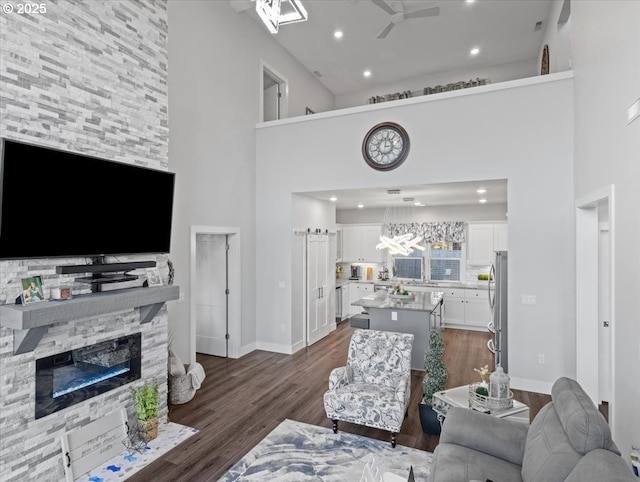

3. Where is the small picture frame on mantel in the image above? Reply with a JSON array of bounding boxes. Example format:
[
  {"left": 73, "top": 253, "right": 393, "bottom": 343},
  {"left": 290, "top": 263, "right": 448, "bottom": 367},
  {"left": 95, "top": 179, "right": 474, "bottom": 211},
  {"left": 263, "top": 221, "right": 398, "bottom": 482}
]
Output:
[
  {"left": 146, "top": 268, "right": 163, "bottom": 287},
  {"left": 20, "top": 275, "right": 45, "bottom": 304}
]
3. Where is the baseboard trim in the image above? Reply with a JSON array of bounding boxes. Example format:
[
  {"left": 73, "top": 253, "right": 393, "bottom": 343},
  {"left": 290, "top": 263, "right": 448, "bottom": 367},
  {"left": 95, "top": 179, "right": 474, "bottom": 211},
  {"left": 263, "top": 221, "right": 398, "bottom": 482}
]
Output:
[
  {"left": 510, "top": 377, "right": 553, "bottom": 395},
  {"left": 255, "top": 341, "right": 295, "bottom": 355},
  {"left": 291, "top": 339, "right": 306, "bottom": 354},
  {"left": 239, "top": 342, "right": 257, "bottom": 358}
]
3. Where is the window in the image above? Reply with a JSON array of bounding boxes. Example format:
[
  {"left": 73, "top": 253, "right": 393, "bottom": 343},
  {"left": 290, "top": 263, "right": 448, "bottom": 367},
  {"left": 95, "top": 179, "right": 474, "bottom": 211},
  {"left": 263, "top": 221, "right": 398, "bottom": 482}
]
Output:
[
  {"left": 393, "top": 255, "right": 423, "bottom": 281},
  {"left": 428, "top": 242, "right": 463, "bottom": 281}
]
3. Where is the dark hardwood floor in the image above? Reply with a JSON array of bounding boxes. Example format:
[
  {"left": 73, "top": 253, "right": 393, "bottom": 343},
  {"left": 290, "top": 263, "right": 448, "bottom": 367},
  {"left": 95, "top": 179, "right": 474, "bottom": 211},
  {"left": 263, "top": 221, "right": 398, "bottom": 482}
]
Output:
[{"left": 129, "top": 322, "right": 551, "bottom": 481}]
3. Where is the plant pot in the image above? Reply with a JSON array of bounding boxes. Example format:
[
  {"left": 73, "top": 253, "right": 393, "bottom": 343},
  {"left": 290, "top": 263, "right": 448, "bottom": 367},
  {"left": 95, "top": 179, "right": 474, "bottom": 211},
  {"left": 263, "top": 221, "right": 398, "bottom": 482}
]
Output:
[
  {"left": 139, "top": 417, "right": 158, "bottom": 442},
  {"left": 418, "top": 403, "right": 441, "bottom": 436}
]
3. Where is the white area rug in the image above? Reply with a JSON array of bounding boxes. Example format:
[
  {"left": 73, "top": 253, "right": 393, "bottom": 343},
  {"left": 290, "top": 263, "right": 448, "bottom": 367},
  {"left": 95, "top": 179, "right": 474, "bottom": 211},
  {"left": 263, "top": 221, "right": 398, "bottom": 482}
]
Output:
[{"left": 218, "top": 419, "right": 432, "bottom": 481}]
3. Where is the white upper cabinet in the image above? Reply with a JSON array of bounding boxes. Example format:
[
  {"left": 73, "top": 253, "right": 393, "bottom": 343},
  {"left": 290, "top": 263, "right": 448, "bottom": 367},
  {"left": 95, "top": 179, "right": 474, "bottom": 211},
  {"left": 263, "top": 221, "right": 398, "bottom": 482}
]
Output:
[
  {"left": 467, "top": 222, "right": 508, "bottom": 264},
  {"left": 341, "top": 225, "right": 383, "bottom": 262}
]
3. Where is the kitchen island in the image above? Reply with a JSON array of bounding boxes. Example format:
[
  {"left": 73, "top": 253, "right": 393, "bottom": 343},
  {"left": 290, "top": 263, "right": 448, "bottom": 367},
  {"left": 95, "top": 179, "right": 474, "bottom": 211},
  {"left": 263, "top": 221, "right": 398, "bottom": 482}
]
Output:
[{"left": 351, "top": 290, "right": 444, "bottom": 370}]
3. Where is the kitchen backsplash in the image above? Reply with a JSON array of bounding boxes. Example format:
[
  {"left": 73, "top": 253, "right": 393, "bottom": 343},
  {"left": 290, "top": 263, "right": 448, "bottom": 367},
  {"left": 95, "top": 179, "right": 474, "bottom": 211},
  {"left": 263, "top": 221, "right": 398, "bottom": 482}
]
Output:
[{"left": 338, "top": 261, "right": 491, "bottom": 283}]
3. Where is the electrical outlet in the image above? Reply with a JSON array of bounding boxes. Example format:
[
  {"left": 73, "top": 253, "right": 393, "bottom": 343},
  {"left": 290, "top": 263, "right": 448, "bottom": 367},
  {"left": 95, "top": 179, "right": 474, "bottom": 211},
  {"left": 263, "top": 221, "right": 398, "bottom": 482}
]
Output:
[
  {"left": 391, "top": 311, "right": 397, "bottom": 321},
  {"left": 521, "top": 295, "right": 537, "bottom": 305},
  {"left": 278, "top": 281, "right": 285, "bottom": 288},
  {"left": 177, "top": 291, "right": 185, "bottom": 304},
  {"left": 538, "top": 354, "right": 545, "bottom": 364}
]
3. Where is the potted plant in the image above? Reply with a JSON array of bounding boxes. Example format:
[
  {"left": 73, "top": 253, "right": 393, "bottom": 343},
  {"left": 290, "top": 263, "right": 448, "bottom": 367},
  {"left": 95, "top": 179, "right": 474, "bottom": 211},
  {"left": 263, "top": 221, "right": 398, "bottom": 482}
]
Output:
[
  {"left": 418, "top": 329, "right": 447, "bottom": 435},
  {"left": 131, "top": 380, "right": 159, "bottom": 441}
]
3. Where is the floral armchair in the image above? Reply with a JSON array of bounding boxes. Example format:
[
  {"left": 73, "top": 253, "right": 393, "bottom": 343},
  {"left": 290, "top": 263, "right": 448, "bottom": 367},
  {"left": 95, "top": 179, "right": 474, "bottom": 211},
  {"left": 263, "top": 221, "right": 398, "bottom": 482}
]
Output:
[{"left": 323, "top": 329, "right": 415, "bottom": 447}]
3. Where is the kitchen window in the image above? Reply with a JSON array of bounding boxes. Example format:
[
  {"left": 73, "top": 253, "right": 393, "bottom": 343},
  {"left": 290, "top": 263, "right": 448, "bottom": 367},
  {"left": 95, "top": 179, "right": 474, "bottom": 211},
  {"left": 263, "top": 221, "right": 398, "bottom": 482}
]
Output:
[{"left": 428, "top": 242, "right": 464, "bottom": 281}]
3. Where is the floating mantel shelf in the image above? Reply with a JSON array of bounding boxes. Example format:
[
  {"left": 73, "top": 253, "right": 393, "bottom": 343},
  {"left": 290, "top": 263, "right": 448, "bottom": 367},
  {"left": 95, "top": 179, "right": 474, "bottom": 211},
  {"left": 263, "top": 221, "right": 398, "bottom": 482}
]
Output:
[{"left": 0, "top": 285, "right": 179, "bottom": 355}]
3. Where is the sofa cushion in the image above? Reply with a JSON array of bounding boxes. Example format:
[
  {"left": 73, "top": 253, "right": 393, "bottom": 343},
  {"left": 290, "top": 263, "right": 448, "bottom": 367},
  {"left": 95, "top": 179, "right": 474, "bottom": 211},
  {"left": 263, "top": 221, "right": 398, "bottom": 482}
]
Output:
[
  {"left": 429, "top": 443, "right": 523, "bottom": 482},
  {"left": 563, "top": 449, "right": 635, "bottom": 482},
  {"left": 550, "top": 377, "right": 619, "bottom": 455},
  {"left": 521, "top": 403, "right": 582, "bottom": 482}
]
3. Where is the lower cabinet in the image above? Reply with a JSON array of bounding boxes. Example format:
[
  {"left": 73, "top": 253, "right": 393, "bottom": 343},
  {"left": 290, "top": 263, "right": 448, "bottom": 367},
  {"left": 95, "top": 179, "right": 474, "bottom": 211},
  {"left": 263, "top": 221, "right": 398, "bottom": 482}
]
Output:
[
  {"left": 442, "top": 288, "right": 490, "bottom": 330},
  {"left": 340, "top": 285, "right": 349, "bottom": 320}
]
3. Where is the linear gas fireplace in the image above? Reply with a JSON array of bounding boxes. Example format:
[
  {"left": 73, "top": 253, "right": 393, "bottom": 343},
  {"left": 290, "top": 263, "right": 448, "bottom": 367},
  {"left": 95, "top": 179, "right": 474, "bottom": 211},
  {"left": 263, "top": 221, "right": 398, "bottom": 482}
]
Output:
[{"left": 35, "top": 333, "right": 141, "bottom": 419}]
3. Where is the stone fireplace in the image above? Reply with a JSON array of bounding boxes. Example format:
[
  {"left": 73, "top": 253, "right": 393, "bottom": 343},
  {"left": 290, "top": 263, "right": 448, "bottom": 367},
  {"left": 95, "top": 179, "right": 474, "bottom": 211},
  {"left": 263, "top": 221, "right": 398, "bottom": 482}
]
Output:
[{"left": 0, "top": 0, "right": 170, "bottom": 480}]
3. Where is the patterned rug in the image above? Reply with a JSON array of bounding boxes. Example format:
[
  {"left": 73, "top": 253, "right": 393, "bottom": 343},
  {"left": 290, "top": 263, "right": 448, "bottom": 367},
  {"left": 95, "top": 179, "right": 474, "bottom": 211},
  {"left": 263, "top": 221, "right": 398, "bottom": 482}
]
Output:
[{"left": 218, "top": 419, "right": 432, "bottom": 481}]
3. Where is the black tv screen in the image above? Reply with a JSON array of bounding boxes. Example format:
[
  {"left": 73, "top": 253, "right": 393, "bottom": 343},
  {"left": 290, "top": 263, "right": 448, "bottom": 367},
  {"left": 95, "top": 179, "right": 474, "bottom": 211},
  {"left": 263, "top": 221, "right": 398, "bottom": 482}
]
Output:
[{"left": 0, "top": 139, "right": 175, "bottom": 260}]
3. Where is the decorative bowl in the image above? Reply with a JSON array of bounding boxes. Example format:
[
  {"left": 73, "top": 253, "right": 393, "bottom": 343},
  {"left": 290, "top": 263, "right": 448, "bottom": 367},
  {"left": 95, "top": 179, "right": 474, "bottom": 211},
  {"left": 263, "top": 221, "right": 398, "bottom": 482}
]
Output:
[{"left": 388, "top": 293, "right": 415, "bottom": 301}]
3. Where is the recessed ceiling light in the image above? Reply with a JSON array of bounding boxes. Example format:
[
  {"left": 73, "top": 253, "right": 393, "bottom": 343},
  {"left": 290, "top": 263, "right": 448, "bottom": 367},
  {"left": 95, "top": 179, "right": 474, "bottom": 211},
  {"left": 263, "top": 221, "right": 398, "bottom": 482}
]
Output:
[
  {"left": 414, "top": 202, "right": 422, "bottom": 206},
  {"left": 330, "top": 196, "right": 338, "bottom": 202},
  {"left": 466, "top": 0, "right": 475, "bottom": 3},
  {"left": 357, "top": 204, "right": 364, "bottom": 208},
  {"left": 470, "top": 47, "right": 480, "bottom": 56},
  {"left": 363, "top": 70, "right": 372, "bottom": 78},
  {"left": 476, "top": 188, "right": 487, "bottom": 194},
  {"left": 334, "top": 30, "right": 343, "bottom": 39},
  {"left": 479, "top": 198, "right": 487, "bottom": 203}
]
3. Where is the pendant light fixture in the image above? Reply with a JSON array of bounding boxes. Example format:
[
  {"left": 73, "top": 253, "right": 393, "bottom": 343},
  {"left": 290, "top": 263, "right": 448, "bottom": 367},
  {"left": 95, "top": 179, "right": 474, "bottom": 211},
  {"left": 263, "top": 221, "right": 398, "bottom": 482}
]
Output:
[
  {"left": 256, "top": 0, "right": 308, "bottom": 34},
  {"left": 376, "top": 190, "right": 425, "bottom": 256}
]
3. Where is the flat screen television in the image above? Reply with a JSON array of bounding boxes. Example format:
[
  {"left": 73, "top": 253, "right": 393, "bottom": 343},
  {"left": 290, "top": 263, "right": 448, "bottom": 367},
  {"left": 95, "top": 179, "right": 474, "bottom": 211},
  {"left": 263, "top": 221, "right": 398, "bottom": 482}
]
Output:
[{"left": 0, "top": 138, "right": 175, "bottom": 260}]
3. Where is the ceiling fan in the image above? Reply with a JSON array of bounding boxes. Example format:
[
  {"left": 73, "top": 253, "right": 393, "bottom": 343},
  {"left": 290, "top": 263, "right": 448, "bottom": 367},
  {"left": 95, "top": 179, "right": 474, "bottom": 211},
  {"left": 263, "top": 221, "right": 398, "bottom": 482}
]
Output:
[{"left": 372, "top": 0, "right": 440, "bottom": 39}]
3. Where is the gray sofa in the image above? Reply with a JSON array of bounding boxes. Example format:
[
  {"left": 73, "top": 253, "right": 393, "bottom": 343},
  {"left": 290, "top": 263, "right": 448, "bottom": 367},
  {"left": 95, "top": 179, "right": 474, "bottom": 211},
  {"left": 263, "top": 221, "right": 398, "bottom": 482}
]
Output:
[{"left": 429, "top": 377, "right": 634, "bottom": 482}]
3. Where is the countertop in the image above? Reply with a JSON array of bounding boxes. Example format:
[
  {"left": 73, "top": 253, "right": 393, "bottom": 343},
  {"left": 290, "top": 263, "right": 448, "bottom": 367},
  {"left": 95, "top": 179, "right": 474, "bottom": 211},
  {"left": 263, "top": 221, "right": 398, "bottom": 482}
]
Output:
[
  {"left": 335, "top": 278, "right": 489, "bottom": 290},
  {"left": 351, "top": 290, "right": 444, "bottom": 312}
]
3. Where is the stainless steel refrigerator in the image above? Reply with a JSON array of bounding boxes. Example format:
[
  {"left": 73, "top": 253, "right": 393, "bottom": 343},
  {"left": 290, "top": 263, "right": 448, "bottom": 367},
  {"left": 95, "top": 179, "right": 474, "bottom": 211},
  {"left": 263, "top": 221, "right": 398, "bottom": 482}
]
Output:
[{"left": 488, "top": 251, "right": 508, "bottom": 372}]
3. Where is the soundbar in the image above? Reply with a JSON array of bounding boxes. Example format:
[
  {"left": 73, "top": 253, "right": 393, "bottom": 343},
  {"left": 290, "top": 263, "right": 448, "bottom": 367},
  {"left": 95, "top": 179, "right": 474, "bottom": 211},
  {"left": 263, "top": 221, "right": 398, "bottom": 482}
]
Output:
[{"left": 56, "top": 260, "right": 156, "bottom": 275}]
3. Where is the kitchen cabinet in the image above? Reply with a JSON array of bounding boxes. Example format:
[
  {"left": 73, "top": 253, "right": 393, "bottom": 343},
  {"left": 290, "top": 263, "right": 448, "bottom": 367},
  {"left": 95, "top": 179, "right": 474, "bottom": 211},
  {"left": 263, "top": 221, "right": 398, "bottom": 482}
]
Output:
[
  {"left": 467, "top": 223, "right": 508, "bottom": 265},
  {"left": 348, "top": 282, "right": 372, "bottom": 316},
  {"left": 340, "top": 285, "right": 349, "bottom": 320},
  {"left": 464, "top": 290, "right": 492, "bottom": 328},
  {"left": 440, "top": 288, "right": 490, "bottom": 330},
  {"left": 341, "top": 225, "right": 383, "bottom": 262}
]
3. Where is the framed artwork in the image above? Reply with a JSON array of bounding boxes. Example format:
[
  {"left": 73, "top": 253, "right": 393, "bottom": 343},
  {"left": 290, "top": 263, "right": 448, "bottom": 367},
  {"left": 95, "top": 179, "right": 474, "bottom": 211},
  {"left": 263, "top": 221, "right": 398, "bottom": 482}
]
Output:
[
  {"left": 146, "top": 268, "right": 163, "bottom": 287},
  {"left": 21, "top": 275, "right": 45, "bottom": 304}
]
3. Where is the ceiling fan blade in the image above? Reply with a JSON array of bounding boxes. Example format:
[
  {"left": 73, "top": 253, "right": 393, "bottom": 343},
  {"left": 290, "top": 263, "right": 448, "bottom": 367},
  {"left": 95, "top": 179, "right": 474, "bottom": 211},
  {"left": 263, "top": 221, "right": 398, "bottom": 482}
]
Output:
[
  {"left": 372, "top": 0, "right": 396, "bottom": 16},
  {"left": 405, "top": 6, "right": 440, "bottom": 19},
  {"left": 377, "top": 22, "right": 395, "bottom": 39}
]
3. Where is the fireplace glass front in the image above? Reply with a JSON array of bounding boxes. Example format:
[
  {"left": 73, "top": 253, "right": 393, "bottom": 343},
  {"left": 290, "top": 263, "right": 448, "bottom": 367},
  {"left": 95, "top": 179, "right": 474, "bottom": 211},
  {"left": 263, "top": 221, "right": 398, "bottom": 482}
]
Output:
[{"left": 35, "top": 333, "right": 141, "bottom": 419}]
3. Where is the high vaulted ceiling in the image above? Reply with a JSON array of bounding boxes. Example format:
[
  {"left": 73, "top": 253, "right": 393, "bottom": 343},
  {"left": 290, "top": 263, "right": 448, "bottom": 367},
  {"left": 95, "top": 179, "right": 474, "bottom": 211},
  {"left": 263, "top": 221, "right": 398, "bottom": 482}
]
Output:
[{"left": 233, "top": 0, "right": 554, "bottom": 96}]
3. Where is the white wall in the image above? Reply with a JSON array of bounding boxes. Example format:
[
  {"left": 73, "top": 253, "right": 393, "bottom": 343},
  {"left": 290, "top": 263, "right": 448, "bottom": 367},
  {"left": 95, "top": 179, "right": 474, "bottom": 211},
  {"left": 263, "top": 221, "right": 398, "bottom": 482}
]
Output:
[
  {"left": 335, "top": 58, "right": 538, "bottom": 109},
  {"left": 337, "top": 203, "right": 508, "bottom": 224},
  {"left": 572, "top": 0, "right": 640, "bottom": 462},
  {"left": 167, "top": 0, "right": 334, "bottom": 363},
  {"left": 256, "top": 74, "right": 575, "bottom": 392},
  {"left": 292, "top": 194, "right": 337, "bottom": 231}
]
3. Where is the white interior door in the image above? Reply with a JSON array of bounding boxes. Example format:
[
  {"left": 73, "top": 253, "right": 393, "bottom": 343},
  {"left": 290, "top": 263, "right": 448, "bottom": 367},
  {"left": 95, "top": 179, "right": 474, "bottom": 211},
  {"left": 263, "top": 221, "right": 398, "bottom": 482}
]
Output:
[
  {"left": 307, "top": 235, "right": 321, "bottom": 345},
  {"left": 195, "top": 234, "right": 227, "bottom": 357},
  {"left": 598, "top": 222, "right": 611, "bottom": 402}
]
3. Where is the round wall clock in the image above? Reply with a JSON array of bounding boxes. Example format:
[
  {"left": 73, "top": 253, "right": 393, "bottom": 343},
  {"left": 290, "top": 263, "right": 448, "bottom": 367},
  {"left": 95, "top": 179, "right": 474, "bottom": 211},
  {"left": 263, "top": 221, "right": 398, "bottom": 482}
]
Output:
[{"left": 362, "top": 122, "right": 410, "bottom": 171}]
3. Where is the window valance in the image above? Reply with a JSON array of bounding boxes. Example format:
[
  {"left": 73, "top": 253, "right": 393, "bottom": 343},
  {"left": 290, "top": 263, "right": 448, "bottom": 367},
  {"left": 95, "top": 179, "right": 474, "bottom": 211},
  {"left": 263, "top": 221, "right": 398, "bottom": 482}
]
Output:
[{"left": 383, "top": 222, "right": 466, "bottom": 243}]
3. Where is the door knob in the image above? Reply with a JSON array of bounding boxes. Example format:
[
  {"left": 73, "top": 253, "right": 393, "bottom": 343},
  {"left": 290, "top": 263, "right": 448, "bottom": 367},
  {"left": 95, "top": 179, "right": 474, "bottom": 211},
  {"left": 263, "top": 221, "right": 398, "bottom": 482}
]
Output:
[{"left": 603, "top": 320, "right": 610, "bottom": 327}]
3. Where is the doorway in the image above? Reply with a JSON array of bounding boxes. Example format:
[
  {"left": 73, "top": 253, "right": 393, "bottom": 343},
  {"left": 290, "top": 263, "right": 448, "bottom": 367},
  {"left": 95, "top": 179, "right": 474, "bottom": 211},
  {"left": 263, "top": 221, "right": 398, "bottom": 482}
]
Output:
[
  {"left": 575, "top": 186, "right": 614, "bottom": 428},
  {"left": 261, "top": 61, "right": 288, "bottom": 122},
  {"left": 190, "top": 226, "right": 242, "bottom": 360}
]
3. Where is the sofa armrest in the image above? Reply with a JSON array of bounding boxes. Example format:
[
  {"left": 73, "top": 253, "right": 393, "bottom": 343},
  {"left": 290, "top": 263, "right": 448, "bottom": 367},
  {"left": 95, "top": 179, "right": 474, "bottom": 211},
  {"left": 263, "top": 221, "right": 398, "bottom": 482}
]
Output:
[
  {"left": 439, "top": 407, "right": 529, "bottom": 466},
  {"left": 328, "top": 366, "right": 352, "bottom": 390},
  {"left": 394, "top": 373, "right": 411, "bottom": 405}
]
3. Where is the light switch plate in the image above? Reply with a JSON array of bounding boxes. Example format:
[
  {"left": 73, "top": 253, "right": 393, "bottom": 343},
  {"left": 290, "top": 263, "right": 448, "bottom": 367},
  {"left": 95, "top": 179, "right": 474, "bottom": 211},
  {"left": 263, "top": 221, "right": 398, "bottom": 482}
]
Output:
[{"left": 391, "top": 311, "right": 397, "bottom": 321}]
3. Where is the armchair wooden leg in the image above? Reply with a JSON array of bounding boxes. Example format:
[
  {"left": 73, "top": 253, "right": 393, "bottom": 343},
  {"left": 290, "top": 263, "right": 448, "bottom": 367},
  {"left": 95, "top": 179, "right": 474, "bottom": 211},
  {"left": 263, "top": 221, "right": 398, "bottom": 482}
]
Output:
[
  {"left": 332, "top": 419, "right": 338, "bottom": 434},
  {"left": 391, "top": 432, "right": 397, "bottom": 448}
]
